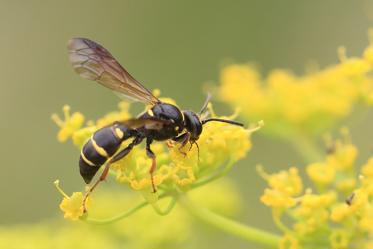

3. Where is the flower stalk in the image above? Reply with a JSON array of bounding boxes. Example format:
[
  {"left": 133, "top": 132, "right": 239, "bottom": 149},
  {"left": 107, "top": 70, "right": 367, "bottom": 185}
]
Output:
[{"left": 178, "top": 194, "right": 281, "bottom": 247}]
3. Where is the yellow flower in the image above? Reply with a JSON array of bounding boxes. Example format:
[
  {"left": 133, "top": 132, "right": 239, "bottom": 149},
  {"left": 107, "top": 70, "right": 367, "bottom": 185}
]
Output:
[
  {"left": 260, "top": 167, "right": 303, "bottom": 196},
  {"left": 51, "top": 105, "right": 85, "bottom": 142},
  {"left": 279, "top": 234, "right": 299, "bottom": 249},
  {"left": 307, "top": 162, "right": 336, "bottom": 186},
  {"left": 330, "top": 203, "right": 353, "bottom": 223},
  {"left": 292, "top": 192, "right": 336, "bottom": 235},
  {"left": 363, "top": 45, "right": 373, "bottom": 64},
  {"left": 259, "top": 167, "right": 303, "bottom": 209},
  {"left": 219, "top": 38, "right": 373, "bottom": 139},
  {"left": 359, "top": 205, "right": 373, "bottom": 233},
  {"left": 0, "top": 178, "right": 243, "bottom": 249},
  {"left": 336, "top": 178, "right": 356, "bottom": 193},
  {"left": 262, "top": 135, "right": 373, "bottom": 249},
  {"left": 301, "top": 192, "right": 336, "bottom": 209},
  {"left": 59, "top": 192, "right": 89, "bottom": 221},
  {"left": 260, "top": 188, "right": 296, "bottom": 208},
  {"left": 54, "top": 180, "right": 90, "bottom": 221},
  {"left": 326, "top": 142, "right": 358, "bottom": 171},
  {"left": 330, "top": 230, "right": 350, "bottom": 249},
  {"left": 361, "top": 156, "right": 373, "bottom": 178}
]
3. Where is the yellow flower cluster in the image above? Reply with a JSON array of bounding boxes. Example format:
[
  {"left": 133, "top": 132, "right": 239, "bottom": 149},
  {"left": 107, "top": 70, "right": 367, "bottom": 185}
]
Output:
[
  {"left": 1, "top": 179, "right": 242, "bottom": 249},
  {"left": 218, "top": 36, "right": 373, "bottom": 139},
  {"left": 260, "top": 132, "right": 373, "bottom": 249},
  {"left": 52, "top": 95, "right": 256, "bottom": 219},
  {"left": 258, "top": 166, "right": 303, "bottom": 208},
  {"left": 54, "top": 180, "right": 90, "bottom": 221}
]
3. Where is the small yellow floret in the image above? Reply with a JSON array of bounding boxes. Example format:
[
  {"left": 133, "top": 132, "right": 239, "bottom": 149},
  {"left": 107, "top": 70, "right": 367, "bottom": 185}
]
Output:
[
  {"left": 330, "top": 203, "right": 352, "bottom": 223},
  {"left": 301, "top": 192, "right": 336, "bottom": 209},
  {"left": 59, "top": 192, "right": 90, "bottom": 221},
  {"left": 361, "top": 157, "right": 373, "bottom": 178},
  {"left": 327, "top": 143, "right": 358, "bottom": 171},
  {"left": 266, "top": 167, "right": 303, "bottom": 196},
  {"left": 51, "top": 105, "right": 85, "bottom": 142},
  {"left": 279, "top": 234, "right": 299, "bottom": 249},
  {"left": 260, "top": 188, "right": 296, "bottom": 208},
  {"left": 54, "top": 180, "right": 90, "bottom": 221},
  {"left": 307, "top": 162, "right": 336, "bottom": 185},
  {"left": 329, "top": 230, "right": 350, "bottom": 249}
]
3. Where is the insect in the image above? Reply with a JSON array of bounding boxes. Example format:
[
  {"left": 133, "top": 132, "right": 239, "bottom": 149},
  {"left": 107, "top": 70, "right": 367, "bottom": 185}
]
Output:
[
  {"left": 68, "top": 38, "right": 244, "bottom": 210},
  {"left": 345, "top": 192, "right": 355, "bottom": 206}
]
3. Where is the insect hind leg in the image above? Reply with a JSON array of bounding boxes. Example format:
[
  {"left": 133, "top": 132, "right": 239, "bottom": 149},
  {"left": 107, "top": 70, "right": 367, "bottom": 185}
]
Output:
[{"left": 82, "top": 161, "right": 111, "bottom": 212}]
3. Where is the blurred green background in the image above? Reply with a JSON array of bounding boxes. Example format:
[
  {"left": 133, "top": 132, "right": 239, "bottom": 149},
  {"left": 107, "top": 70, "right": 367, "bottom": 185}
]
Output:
[{"left": 1, "top": 0, "right": 373, "bottom": 247}]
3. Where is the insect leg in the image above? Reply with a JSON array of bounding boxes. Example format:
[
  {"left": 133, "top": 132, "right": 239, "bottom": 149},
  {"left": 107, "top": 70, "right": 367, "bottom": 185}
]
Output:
[
  {"left": 82, "top": 162, "right": 111, "bottom": 212},
  {"left": 172, "top": 132, "right": 191, "bottom": 156},
  {"left": 190, "top": 140, "right": 200, "bottom": 163},
  {"left": 110, "top": 135, "right": 144, "bottom": 163},
  {"left": 146, "top": 138, "right": 157, "bottom": 193},
  {"left": 82, "top": 135, "right": 144, "bottom": 212}
]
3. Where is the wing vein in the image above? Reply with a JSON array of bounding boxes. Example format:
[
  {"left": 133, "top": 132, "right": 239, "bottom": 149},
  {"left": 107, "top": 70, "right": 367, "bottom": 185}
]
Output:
[{"left": 68, "top": 38, "right": 159, "bottom": 105}]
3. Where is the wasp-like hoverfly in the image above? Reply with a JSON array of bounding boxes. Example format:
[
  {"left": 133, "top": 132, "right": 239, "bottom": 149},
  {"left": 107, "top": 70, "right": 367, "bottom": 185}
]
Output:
[{"left": 68, "top": 38, "right": 243, "bottom": 210}]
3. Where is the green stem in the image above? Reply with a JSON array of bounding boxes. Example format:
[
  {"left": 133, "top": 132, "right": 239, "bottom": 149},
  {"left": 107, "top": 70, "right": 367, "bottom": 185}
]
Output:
[
  {"left": 151, "top": 196, "right": 177, "bottom": 216},
  {"left": 82, "top": 200, "right": 148, "bottom": 225},
  {"left": 82, "top": 192, "right": 170, "bottom": 224},
  {"left": 191, "top": 160, "right": 235, "bottom": 189},
  {"left": 179, "top": 194, "right": 280, "bottom": 247},
  {"left": 272, "top": 209, "right": 292, "bottom": 234}
]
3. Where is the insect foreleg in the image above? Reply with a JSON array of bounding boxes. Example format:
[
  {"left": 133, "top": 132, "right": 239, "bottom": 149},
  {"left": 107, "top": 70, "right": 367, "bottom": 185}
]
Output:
[{"left": 172, "top": 132, "right": 191, "bottom": 156}]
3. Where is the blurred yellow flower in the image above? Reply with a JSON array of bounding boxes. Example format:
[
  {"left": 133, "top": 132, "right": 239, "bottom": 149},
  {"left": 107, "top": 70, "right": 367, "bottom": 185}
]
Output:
[
  {"left": 218, "top": 37, "right": 373, "bottom": 139},
  {"left": 258, "top": 166, "right": 302, "bottom": 209},
  {"left": 329, "top": 230, "right": 350, "bottom": 249},
  {"left": 326, "top": 143, "right": 358, "bottom": 171},
  {"left": 51, "top": 105, "right": 84, "bottom": 142},
  {"left": 330, "top": 203, "right": 352, "bottom": 223},
  {"left": 261, "top": 133, "right": 373, "bottom": 248},
  {"left": 279, "top": 234, "right": 299, "bottom": 249},
  {"left": 260, "top": 188, "right": 297, "bottom": 208},
  {"left": 1, "top": 179, "right": 242, "bottom": 249},
  {"left": 307, "top": 162, "right": 336, "bottom": 186}
]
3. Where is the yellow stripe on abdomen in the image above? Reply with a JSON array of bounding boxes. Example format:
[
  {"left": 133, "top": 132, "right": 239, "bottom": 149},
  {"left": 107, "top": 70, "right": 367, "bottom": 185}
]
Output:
[
  {"left": 80, "top": 151, "right": 96, "bottom": 167},
  {"left": 90, "top": 137, "right": 109, "bottom": 158}
]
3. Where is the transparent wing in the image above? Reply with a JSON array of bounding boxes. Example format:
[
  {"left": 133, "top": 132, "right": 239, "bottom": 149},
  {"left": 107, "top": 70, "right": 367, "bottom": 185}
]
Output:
[
  {"left": 68, "top": 37, "right": 159, "bottom": 105},
  {"left": 122, "top": 118, "right": 172, "bottom": 130}
]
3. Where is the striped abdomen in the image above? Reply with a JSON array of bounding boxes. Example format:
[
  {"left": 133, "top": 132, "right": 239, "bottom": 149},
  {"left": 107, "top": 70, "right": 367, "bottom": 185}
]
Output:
[{"left": 79, "top": 124, "right": 133, "bottom": 184}]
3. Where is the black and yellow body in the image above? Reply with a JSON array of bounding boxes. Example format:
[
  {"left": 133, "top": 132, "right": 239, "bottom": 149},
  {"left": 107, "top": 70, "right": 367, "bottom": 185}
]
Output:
[
  {"left": 79, "top": 102, "right": 203, "bottom": 184},
  {"left": 79, "top": 123, "right": 135, "bottom": 183},
  {"left": 138, "top": 103, "right": 185, "bottom": 140},
  {"left": 79, "top": 102, "right": 243, "bottom": 185}
]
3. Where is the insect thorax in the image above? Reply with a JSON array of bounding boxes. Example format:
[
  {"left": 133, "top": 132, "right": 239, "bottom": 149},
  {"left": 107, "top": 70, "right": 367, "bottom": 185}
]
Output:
[{"left": 139, "top": 103, "right": 185, "bottom": 140}]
